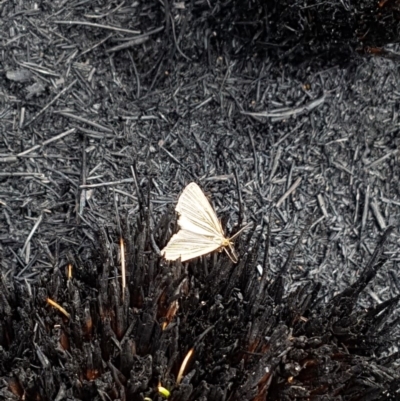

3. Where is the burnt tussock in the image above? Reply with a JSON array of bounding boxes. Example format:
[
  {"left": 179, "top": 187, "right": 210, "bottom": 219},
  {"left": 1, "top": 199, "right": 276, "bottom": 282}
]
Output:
[{"left": 1, "top": 196, "right": 399, "bottom": 400}]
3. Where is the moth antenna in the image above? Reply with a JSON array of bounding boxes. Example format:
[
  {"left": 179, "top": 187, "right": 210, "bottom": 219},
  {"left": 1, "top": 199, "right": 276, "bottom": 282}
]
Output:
[
  {"left": 233, "top": 167, "right": 243, "bottom": 227},
  {"left": 229, "top": 222, "right": 253, "bottom": 241}
]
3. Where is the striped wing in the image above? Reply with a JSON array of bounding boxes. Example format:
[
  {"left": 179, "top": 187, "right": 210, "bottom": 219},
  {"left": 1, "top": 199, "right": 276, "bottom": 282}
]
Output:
[
  {"left": 175, "top": 182, "right": 225, "bottom": 238},
  {"left": 161, "top": 230, "right": 222, "bottom": 262}
]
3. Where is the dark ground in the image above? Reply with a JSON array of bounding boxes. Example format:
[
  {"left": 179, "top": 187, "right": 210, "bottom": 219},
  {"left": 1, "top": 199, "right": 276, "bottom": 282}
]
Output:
[{"left": 1, "top": 1, "right": 400, "bottom": 400}]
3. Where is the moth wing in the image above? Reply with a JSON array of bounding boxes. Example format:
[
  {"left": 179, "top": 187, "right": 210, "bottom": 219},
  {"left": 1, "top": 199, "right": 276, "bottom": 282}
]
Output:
[
  {"left": 176, "top": 182, "right": 224, "bottom": 238},
  {"left": 161, "top": 230, "right": 222, "bottom": 262}
]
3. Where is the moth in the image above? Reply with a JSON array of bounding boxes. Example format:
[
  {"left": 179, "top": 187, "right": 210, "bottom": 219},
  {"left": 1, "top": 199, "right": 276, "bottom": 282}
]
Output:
[{"left": 161, "top": 182, "right": 249, "bottom": 263}]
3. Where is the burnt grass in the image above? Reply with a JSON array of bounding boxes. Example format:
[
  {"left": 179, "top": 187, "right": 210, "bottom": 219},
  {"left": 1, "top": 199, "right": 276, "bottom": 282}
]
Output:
[{"left": 1, "top": 1, "right": 400, "bottom": 400}]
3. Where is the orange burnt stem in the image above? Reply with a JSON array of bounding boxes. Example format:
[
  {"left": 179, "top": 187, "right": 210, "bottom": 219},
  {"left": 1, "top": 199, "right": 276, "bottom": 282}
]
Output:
[
  {"left": 47, "top": 298, "right": 70, "bottom": 319},
  {"left": 60, "top": 330, "right": 69, "bottom": 350},
  {"left": 252, "top": 370, "right": 272, "bottom": 401},
  {"left": 162, "top": 300, "right": 179, "bottom": 330},
  {"left": 7, "top": 377, "right": 23, "bottom": 398},
  {"left": 67, "top": 263, "right": 73, "bottom": 279},
  {"left": 177, "top": 348, "right": 195, "bottom": 384},
  {"left": 86, "top": 368, "right": 101, "bottom": 381}
]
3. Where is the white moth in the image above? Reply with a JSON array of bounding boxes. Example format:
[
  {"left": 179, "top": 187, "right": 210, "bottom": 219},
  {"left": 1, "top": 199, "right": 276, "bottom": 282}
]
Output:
[{"left": 161, "top": 182, "right": 248, "bottom": 263}]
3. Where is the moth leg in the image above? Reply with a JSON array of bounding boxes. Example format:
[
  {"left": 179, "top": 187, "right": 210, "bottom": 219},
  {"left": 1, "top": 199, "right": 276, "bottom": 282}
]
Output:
[{"left": 223, "top": 242, "right": 238, "bottom": 263}]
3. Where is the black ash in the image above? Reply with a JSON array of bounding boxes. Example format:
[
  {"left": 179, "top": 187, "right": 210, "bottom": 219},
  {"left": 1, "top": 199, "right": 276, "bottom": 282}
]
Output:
[
  {"left": 1, "top": 203, "right": 399, "bottom": 401},
  {"left": 1, "top": 1, "right": 400, "bottom": 400}
]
